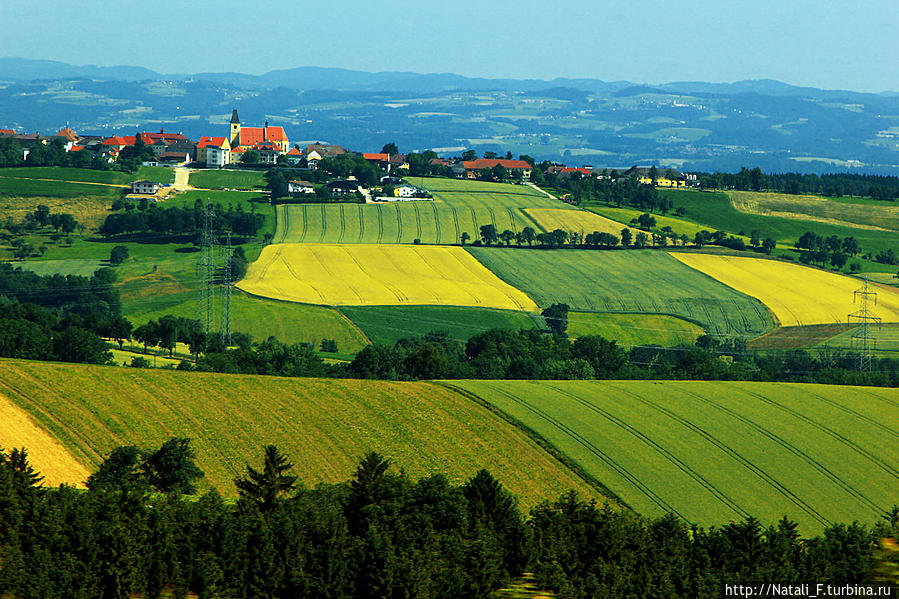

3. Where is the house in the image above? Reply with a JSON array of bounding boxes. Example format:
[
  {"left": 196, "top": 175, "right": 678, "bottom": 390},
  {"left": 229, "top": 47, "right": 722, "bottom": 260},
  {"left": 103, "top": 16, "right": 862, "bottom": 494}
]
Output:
[
  {"left": 197, "top": 136, "right": 231, "bottom": 167},
  {"left": 156, "top": 152, "right": 190, "bottom": 165},
  {"left": 326, "top": 179, "right": 359, "bottom": 196},
  {"left": 557, "top": 167, "right": 593, "bottom": 178},
  {"left": 288, "top": 180, "right": 315, "bottom": 194},
  {"left": 285, "top": 146, "right": 304, "bottom": 165},
  {"left": 253, "top": 140, "right": 282, "bottom": 164},
  {"left": 362, "top": 152, "right": 390, "bottom": 168},
  {"left": 460, "top": 158, "right": 532, "bottom": 180},
  {"left": 388, "top": 154, "right": 409, "bottom": 171},
  {"left": 305, "top": 143, "right": 344, "bottom": 158},
  {"left": 394, "top": 184, "right": 419, "bottom": 198},
  {"left": 228, "top": 109, "right": 289, "bottom": 154},
  {"left": 131, "top": 180, "right": 159, "bottom": 194}
]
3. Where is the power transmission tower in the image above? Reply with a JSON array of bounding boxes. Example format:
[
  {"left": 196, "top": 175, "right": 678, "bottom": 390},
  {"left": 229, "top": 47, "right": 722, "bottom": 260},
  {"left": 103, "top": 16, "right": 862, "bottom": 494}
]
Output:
[
  {"left": 197, "top": 205, "right": 217, "bottom": 335},
  {"left": 220, "top": 232, "right": 232, "bottom": 347},
  {"left": 848, "top": 276, "right": 881, "bottom": 372}
]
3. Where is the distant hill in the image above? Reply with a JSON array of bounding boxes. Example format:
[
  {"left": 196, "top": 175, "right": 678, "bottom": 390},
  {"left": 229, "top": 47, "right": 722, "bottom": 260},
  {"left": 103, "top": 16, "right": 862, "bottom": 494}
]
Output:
[{"left": 3, "top": 58, "right": 899, "bottom": 172}]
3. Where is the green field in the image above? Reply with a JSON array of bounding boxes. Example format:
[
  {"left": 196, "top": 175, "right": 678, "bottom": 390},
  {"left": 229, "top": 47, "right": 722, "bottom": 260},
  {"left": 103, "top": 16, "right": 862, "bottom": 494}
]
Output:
[
  {"left": 821, "top": 323, "right": 899, "bottom": 356},
  {"left": 748, "top": 324, "right": 854, "bottom": 350},
  {"left": 188, "top": 169, "right": 265, "bottom": 190},
  {"left": 452, "top": 379, "right": 899, "bottom": 533},
  {"left": 0, "top": 359, "right": 598, "bottom": 508},
  {"left": 0, "top": 176, "right": 124, "bottom": 198},
  {"left": 14, "top": 258, "right": 106, "bottom": 277},
  {"left": 567, "top": 312, "right": 704, "bottom": 347},
  {"left": 274, "top": 178, "right": 572, "bottom": 245},
  {"left": 340, "top": 305, "right": 540, "bottom": 345},
  {"left": 129, "top": 289, "right": 369, "bottom": 353},
  {"left": 274, "top": 201, "right": 544, "bottom": 245},
  {"left": 729, "top": 190, "right": 899, "bottom": 232},
  {"left": 587, "top": 205, "right": 720, "bottom": 240},
  {"left": 0, "top": 166, "right": 173, "bottom": 185},
  {"left": 467, "top": 247, "right": 774, "bottom": 337},
  {"left": 658, "top": 189, "right": 899, "bottom": 256}
]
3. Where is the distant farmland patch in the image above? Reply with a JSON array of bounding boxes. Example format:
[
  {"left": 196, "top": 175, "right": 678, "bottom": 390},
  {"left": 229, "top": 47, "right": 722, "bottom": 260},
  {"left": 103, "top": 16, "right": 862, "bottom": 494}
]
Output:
[
  {"left": 454, "top": 379, "right": 899, "bottom": 534},
  {"left": 0, "top": 196, "right": 112, "bottom": 230},
  {"left": 0, "top": 177, "right": 123, "bottom": 199},
  {"left": 0, "top": 359, "right": 598, "bottom": 507},
  {"left": 467, "top": 247, "right": 773, "bottom": 337},
  {"left": 238, "top": 243, "right": 538, "bottom": 310},
  {"left": 0, "top": 166, "right": 172, "bottom": 185},
  {"left": 671, "top": 253, "right": 899, "bottom": 326}
]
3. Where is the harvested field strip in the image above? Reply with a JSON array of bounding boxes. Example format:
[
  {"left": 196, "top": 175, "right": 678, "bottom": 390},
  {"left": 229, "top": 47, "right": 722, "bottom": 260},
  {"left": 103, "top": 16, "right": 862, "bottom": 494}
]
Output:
[
  {"left": 525, "top": 208, "right": 639, "bottom": 238},
  {"left": 0, "top": 359, "right": 597, "bottom": 507},
  {"left": 237, "top": 243, "right": 539, "bottom": 309},
  {"left": 0, "top": 390, "right": 90, "bottom": 487},
  {"left": 670, "top": 253, "right": 899, "bottom": 326},
  {"left": 456, "top": 380, "right": 899, "bottom": 533},
  {"left": 467, "top": 247, "right": 773, "bottom": 336}
]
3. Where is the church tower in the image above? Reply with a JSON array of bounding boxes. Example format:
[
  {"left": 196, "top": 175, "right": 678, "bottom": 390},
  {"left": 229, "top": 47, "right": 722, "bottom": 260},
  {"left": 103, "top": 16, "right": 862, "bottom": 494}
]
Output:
[{"left": 229, "top": 109, "right": 240, "bottom": 147}]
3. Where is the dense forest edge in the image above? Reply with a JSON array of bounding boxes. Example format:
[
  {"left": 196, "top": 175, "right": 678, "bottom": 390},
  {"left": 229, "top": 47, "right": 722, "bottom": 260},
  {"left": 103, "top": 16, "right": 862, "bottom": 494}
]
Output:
[{"left": 0, "top": 443, "right": 896, "bottom": 598}]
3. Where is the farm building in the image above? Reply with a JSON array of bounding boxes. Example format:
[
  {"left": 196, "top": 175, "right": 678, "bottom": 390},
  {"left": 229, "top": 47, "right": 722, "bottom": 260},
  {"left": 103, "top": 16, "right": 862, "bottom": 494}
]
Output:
[
  {"left": 458, "top": 158, "right": 532, "bottom": 180},
  {"left": 131, "top": 180, "right": 159, "bottom": 194},
  {"left": 326, "top": 179, "right": 359, "bottom": 196}
]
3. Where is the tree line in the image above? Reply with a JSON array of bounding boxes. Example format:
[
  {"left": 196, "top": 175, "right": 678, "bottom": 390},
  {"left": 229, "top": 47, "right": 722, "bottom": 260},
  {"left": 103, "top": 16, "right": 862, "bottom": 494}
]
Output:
[
  {"left": 699, "top": 167, "right": 899, "bottom": 201},
  {"left": 99, "top": 201, "right": 265, "bottom": 240},
  {"left": 0, "top": 444, "right": 895, "bottom": 598}
]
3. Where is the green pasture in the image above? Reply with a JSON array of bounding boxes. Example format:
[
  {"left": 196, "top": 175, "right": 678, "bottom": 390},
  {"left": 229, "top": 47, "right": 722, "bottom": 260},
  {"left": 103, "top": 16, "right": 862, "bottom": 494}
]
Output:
[
  {"left": 748, "top": 324, "right": 853, "bottom": 351},
  {"left": 405, "top": 176, "right": 544, "bottom": 196},
  {"left": 0, "top": 177, "right": 123, "bottom": 198},
  {"left": 453, "top": 379, "right": 899, "bottom": 534},
  {"left": 188, "top": 169, "right": 265, "bottom": 190},
  {"left": 587, "top": 205, "right": 718, "bottom": 239},
  {"left": 13, "top": 258, "right": 106, "bottom": 277},
  {"left": 340, "top": 305, "right": 539, "bottom": 346},
  {"left": 274, "top": 201, "right": 543, "bottom": 245},
  {"left": 567, "top": 312, "right": 704, "bottom": 347},
  {"left": 0, "top": 166, "right": 172, "bottom": 185},
  {"left": 467, "top": 247, "right": 773, "bottom": 337},
  {"left": 820, "top": 323, "right": 899, "bottom": 356},
  {"left": 658, "top": 189, "right": 899, "bottom": 256}
]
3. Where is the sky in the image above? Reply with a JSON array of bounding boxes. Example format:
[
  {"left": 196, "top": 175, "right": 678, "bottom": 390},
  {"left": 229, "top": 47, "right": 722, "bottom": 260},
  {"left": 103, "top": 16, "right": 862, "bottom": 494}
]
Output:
[{"left": 2, "top": 0, "right": 898, "bottom": 92}]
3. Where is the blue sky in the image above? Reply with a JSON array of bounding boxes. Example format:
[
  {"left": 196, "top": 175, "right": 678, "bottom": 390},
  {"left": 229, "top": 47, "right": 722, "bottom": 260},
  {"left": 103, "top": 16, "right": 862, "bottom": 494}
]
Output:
[{"left": 2, "top": 0, "right": 897, "bottom": 92}]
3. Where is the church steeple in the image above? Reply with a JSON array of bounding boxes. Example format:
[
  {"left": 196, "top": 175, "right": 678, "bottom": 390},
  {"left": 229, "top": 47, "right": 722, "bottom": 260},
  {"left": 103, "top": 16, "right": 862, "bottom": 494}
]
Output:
[{"left": 229, "top": 109, "right": 240, "bottom": 146}]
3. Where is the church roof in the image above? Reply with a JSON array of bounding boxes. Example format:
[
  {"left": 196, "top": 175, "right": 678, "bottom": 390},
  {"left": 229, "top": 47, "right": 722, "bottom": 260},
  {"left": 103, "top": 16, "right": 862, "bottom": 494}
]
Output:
[
  {"left": 238, "top": 126, "right": 287, "bottom": 146},
  {"left": 230, "top": 109, "right": 240, "bottom": 124}
]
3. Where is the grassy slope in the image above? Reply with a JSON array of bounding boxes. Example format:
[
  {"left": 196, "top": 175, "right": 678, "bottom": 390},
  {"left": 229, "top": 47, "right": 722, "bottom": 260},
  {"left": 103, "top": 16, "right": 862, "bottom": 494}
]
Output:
[
  {"left": 454, "top": 379, "right": 899, "bottom": 534},
  {"left": 0, "top": 166, "right": 172, "bottom": 185},
  {"left": 567, "top": 312, "right": 704, "bottom": 347},
  {"left": 0, "top": 359, "right": 597, "bottom": 508},
  {"left": 0, "top": 177, "right": 123, "bottom": 198},
  {"left": 340, "top": 305, "right": 540, "bottom": 345},
  {"left": 658, "top": 189, "right": 899, "bottom": 257},
  {"left": 188, "top": 169, "right": 265, "bottom": 190},
  {"left": 467, "top": 247, "right": 773, "bottom": 337},
  {"left": 728, "top": 190, "right": 899, "bottom": 232}
]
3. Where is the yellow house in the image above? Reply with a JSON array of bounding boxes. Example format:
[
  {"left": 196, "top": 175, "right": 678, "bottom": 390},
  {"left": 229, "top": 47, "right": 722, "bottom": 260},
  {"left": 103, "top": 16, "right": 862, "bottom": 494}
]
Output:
[{"left": 638, "top": 176, "right": 686, "bottom": 188}]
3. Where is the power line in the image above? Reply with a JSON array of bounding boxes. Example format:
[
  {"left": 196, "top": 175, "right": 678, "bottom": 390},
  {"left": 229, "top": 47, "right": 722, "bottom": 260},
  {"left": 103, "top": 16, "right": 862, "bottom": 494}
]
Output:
[
  {"left": 221, "top": 232, "right": 232, "bottom": 347},
  {"left": 848, "top": 276, "right": 881, "bottom": 372}
]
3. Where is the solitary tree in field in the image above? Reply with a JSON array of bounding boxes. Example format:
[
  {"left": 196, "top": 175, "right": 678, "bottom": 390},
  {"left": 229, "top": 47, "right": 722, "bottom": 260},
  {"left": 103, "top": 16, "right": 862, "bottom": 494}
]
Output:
[
  {"left": 109, "top": 245, "right": 129, "bottom": 265},
  {"left": 235, "top": 445, "right": 297, "bottom": 512},
  {"left": 620, "top": 228, "right": 632, "bottom": 248},
  {"left": 460, "top": 231, "right": 470, "bottom": 246}
]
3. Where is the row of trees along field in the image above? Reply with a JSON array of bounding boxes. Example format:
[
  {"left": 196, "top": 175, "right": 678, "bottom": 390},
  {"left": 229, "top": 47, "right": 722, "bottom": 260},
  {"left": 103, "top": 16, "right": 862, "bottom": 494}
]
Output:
[
  {"left": 699, "top": 167, "right": 899, "bottom": 200},
  {"left": 0, "top": 443, "right": 896, "bottom": 598},
  {"left": 99, "top": 201, "right": 264, "bottom": 239}
]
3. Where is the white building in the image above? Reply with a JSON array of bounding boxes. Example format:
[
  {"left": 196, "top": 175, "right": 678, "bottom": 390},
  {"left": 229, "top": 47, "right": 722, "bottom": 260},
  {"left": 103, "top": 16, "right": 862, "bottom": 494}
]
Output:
[{"left": 131, "top": 180, "right": 159, "bottom": 194}]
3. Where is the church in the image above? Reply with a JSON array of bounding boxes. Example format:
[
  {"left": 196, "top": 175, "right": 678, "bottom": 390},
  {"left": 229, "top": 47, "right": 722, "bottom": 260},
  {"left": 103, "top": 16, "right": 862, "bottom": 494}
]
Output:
[{"left": 228, "top": 109, "right": 289, "bottom": 163}]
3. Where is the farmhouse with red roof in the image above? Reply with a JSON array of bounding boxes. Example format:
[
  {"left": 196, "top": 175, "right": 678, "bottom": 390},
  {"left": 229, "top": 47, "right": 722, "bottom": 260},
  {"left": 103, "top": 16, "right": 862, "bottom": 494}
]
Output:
[{"left": 459, "top": 158, "right": 532, "bottom": 180}]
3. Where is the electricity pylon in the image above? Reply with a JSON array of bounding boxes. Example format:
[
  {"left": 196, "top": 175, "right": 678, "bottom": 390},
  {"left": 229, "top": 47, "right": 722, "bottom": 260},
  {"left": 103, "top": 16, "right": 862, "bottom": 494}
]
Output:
[{"left": 848, "top": 276, "right": 881, "bottom": 372}]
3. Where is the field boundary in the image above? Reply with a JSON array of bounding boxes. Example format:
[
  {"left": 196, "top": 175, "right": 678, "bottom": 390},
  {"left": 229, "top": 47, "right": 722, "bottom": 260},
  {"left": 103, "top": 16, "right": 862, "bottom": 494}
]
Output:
[{"left": 437, "top": 381, "right": 628, "bottom": 508}]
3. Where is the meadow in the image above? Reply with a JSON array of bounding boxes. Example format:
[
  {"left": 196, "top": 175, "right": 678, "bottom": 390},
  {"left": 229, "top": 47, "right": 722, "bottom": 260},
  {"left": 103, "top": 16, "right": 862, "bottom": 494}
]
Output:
[
  {"left": 238, "top": 243, "right": 539, "bottom": 310},
  {"left": 566, "top": 312, "right": 704, "bottom": 347},
  {"left": 670, "top": 253, "right": 899, "bottom": 326},
  {"left": 821, "top": 323, "right": 899, "bottom": 356},
  {"left": 587, "top": 205, "right": 718, "bottom": 239},
  {"left": 0, "top": 359, "right": 598, "bottom": 507},
  {"left": 658, "top": 189, "right": 899, "bottom": 257},
  {"left": 0, "top": 166, "right": 172, "bottom": 185},
  {"left": 467, "top": 247, "right": 773, "bottom": 337},
  {"left": 339, "top": 305, "right": 540, "bottom": 345},
  {"left": 0, "top": 177, "right": 123, "bottom": 198},
  {"left": 188, "top": 169, "right": 265, "bottom": 190},
  {"left": 452, "top": 379, "right": 899, "bottom": 534}
]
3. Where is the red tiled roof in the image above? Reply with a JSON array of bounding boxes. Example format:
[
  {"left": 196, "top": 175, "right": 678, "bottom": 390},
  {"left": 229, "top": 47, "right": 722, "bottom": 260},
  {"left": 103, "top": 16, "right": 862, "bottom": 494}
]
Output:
[
  {"left": 462, "top": 159, "right": 531, "bottom": 170},
  {"left": 70, "top": 145, "right": 85, "bottom": 151},
  {"left": 56, "top": 127, "right": 78, "bottom": 141},
  {"left": 231, "top": 147, "right": 246, "bottom": 153},
  {"left": 287, "top": 147, "right": 302, "bottom": 155},
  {"left": 252, "top": 141, "right": 280, "bottom": 151},
  {"left": 238, "top": 126, "right": 287, "bottom": 146},
  {"left": 363, "top": 153, "right": 389, "bottom": 161},
  {"left": 0, "top": 129, "right": 16, "bottom": 135},
  {"left": 197, "top": 136, "right": 229, "bottom": 149},
  {"left": 560, "top": 167, "right": 592, "bottom": 176}
]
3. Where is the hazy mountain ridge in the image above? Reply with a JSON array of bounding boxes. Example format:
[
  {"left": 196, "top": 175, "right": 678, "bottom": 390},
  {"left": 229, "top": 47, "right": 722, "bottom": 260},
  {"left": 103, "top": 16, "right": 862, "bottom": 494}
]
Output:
[{"left": 3, "top": 58, "right": 899, "bottom": 173}]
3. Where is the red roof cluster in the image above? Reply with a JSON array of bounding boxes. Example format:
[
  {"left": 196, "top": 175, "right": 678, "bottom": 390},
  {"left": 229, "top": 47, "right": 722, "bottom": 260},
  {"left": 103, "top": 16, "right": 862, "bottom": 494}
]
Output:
[
  {"left": 363, "top": 152, "right": 389, "bottom": 161},
  {"left": 560, "top": 167, "right": 592, "bottom": 176},
  {"left": 197, "top": 136, "right": 229, "bottom": 149},
  {"left": 462, "top": 159, "right": 531, "bottom": 170}
]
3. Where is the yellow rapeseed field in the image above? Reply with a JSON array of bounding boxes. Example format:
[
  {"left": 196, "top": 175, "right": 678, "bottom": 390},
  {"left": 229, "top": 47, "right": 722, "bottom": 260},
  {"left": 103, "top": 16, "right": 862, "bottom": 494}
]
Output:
[
  {"left": 524, "top": 207, "right": 637, "bottom": 237},
  {"left": 237, "top": 243, "right": 538, "bottom": 310},
  {"left": 670, "top": 253, "right": 899, "bottom": 326}
]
